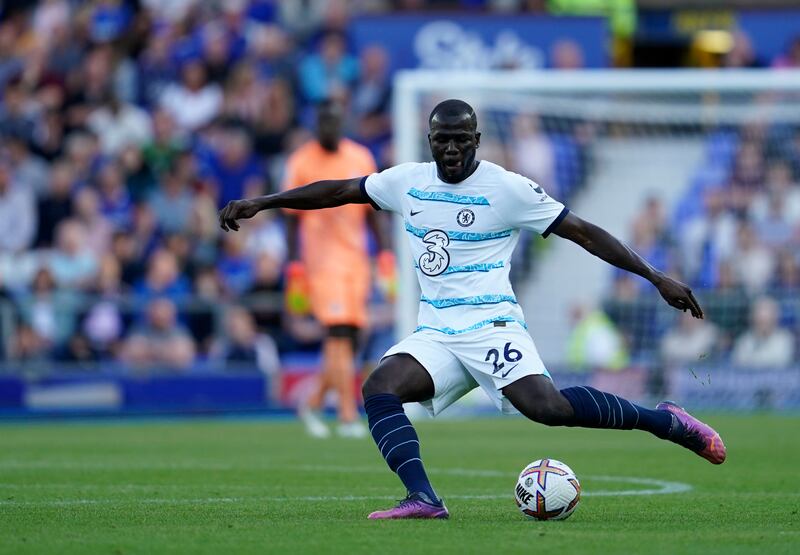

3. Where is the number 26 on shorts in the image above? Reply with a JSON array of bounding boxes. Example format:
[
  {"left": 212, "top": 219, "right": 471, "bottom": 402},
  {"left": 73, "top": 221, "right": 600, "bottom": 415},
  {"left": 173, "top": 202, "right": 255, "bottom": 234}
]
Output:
[{"left": 485, "top": 342, "right": 523, "bottom": 377}]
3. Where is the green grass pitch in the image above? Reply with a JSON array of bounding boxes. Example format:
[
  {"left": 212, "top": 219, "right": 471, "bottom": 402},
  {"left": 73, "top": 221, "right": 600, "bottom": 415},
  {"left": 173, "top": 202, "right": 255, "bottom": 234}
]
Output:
[{"left": 1, "top": 414, "right": 798, "bottom": 554}]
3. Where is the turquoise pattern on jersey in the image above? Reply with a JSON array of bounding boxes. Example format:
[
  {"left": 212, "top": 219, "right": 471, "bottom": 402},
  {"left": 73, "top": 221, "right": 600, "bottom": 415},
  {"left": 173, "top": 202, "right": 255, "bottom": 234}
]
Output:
[
  {"left": 413, "top": 261, "right": 505, "bottom": 274},
  {"left": 420, "top": 294, "right": 518, "bottom": 308},
  {"left": 407, "top": 188, "right": 490, "bottom": 205},
  {"left": 404, "top": 221, "right": 512, "bottom": 242},
  {"left": 414, "top": 316, "right": 528, "bottom": 335}
]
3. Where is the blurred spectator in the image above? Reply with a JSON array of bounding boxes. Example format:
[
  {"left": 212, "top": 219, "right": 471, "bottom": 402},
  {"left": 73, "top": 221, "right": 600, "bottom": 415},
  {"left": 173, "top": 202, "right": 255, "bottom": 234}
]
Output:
[
  {"left": 14, "top": 267, "right": 78, "bottom": 356},
  {"left": 48, "top": 219, "right": 99, "bottom": 289},
  {"left": 0, "top": 158, "right": 37, "bottom": 253},
  {"left": 201, "top": 125, "right": 266, "bottom": 208},
  {"left": 63, "top": 46, "right": 116, "bottom": 130},
  {"left": 35, "top": 159, "right": 74, "bottom": 247},
  {"left": 186, "top": 192, "right": 221, "bottom": 266},
  {"left": 134, "top": 248, "right": 191, "bottom": 302},
  {"left": 82, "top": 255, "right": 125, "bottom": 357},
  {"left": 660, "top": 312, "right": 719, "bottom": 366},
  {"left": 72, "top": 187, "right": 113, "bottom": 258},
  {"left": 245, "top": 252, "right": 283, "bottom": 333},
  {"left": 0, "top": 23, "right": 24, "bottom": 91},
  {"left": 210, "top": 305, "right": 279, "bottom": 374},
  {"left": 87, "top": 92, "right": 153, "bottom": 157},
  {"left": 566, "top": 303, "right": 629, "bottom": 371},
  {"left": 603, "top": 273, "right": 659, "bottom": 357},
  {"left": 771, "top": 251, "right": 800, "bottom": 294},
  {"left": 732, "top": 297, "right": 794, "bottom": 369},
  {"left": 729, "top": 222, "right": 775, "bottom": 295},
  {"left": 110, "top": 230, "right": 144, "bottom": 287},
  {"left": 750, "top": 190, "right": 795, "bottom": 251},
  {"left": 298, "top": 31, "right": 359, "bottom": 104},
  {"left": 772, "top": 36, "right": 800, "bottom": 69},
  {"left": 550, "top": 39, "right": 584, "bottom": 69},
  {"left": 32, "top": 1, "right": 71, "bottom": 47},
  {"left": 32, "top": 107, "right": 68, "bottom": 161},
  {"left": 142, "top": 109, "right": 187, "bottom": 177},
  {"left": 249, "top": 24, "right": 297, "bottom": 83},
  {"left": 87, "top": 0, "right": 133, "bottom": 44},
  {"left": 243, "top": 210, "right": 287, "bottom": 262},
  {"left": 120, "top": 144, "right": 158, "bottom": 203},
  {"left": 279, "top": 0, "right": 332, "bottom": 41},
  {"left": 680, "top": 187, "right": 736, "bottom": 285},
  {"left": 41, "top": 9, "right": 82, "bottom": 79},
  {"left": 253, "top": 78, "right": 299, "bottom": 161},
  {"left": 634, "top": 196, "right": 673, "bottom": 249},
  {"left": 159, "top": 59, "right": 222, "bottom": 131},
  {"left": 63, "top": 131, "right": 102, "bottom": 189},
  {"left": 194, "top": 265, "right": 223, "bottom": 301},
  {"left": 6, "top": 132, "right": 49, "bottom": 197},
  {"left": 700, "top": 259, "right": 750, "bottom": 350},
  {"left": 121, "top": 297, "right": 196, "bottom": 369},
  {"left": 0, "top": 79, "right": 36, "bottom": 142},
  {"left": 149, "top": 165, "right": 195, "bottom": 235},
  {"left": 221, "top": 61, "right": 267, "bottom": 126},
  {"left": 137, "top": 24, "right": 178, "bottom": 108},
  {"left": 217, "top": 231, "right": 255, "bottom": 296},
  {"left": 729, "top": 140, "right": 765, "bottom": 213},
  {"left": 96, "top": 160, "right": 133, "bottom": 228},
  {"left": 201, "top": 22, "right": 241, "bottom": 85},
  {"left": 511, "top": 114, "right": 555, "bottom": 192},
  {"left": 351, "top": 45, "right": 392, "bottom": 149},
  {"left": 750, "top": 160, "right": 800, "bottom": 229}
]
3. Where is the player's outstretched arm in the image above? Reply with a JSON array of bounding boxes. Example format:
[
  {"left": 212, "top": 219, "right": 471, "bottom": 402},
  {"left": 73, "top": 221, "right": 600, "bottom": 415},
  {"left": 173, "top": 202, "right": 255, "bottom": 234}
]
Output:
[
  {"left": 551, "top": 212, "right": 703, "bottom": 318},
  {"left": 218, "top": 177, "right": 367, "bottom": 232}
]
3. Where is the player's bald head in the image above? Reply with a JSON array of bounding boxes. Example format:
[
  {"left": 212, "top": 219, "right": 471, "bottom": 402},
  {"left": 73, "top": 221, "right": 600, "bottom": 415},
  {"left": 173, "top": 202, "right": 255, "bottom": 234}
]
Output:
[{"left": 429, "top": 99, "right": 477, "bottom": 131}]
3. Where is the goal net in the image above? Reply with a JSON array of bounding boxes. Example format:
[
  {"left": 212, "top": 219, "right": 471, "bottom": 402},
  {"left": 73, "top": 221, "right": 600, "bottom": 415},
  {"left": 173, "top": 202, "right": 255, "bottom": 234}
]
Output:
[{"left": 392, "top": 70, "right": 800, "bottom": 411}]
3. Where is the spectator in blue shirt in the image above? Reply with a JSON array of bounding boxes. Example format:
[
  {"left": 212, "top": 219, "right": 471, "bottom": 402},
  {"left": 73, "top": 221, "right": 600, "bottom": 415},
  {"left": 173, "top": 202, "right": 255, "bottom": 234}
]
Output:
[
  {"left": 298, "top": 31, "right": 359, "bottom": 104},
  {"left": 200, "top": 125, "right": 266, "bottom": 208}
]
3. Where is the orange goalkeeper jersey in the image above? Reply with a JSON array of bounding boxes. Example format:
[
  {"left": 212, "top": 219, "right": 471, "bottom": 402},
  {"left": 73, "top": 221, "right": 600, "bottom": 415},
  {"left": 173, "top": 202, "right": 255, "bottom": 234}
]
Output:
[{"left": 282, "top": 139, "right": 378, "bottom": 326}]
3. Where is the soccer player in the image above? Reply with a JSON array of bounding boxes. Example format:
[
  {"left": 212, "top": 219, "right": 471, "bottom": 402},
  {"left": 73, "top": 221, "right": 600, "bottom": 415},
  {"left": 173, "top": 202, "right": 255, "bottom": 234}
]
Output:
[
  {"left": 282, "top": 99, "right": 393, "bottom": 439},
  {"left": 219, "top": 99, "right": 726, "bottom": 519}
]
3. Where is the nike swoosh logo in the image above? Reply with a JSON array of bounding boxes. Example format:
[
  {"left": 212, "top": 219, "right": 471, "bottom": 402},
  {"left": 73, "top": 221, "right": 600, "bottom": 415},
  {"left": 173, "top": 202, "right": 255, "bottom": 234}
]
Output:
[
  {"left": 410, "top": 210, "right": 423, "bottom": 216},
  {"left": 501, "top": 364, "right": 519, "bottom": 378}
]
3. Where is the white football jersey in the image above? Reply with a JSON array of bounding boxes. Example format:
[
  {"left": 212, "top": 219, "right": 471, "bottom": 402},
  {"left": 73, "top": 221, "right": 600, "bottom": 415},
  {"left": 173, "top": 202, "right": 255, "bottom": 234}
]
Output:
[{"left": 363, "top": 160, "right": 568, "bottom": 335}]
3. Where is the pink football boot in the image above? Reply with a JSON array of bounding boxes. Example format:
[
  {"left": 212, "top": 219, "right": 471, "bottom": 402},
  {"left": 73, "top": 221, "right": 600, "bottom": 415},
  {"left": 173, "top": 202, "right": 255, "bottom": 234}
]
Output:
[
  {"left": 368, "top": 492, "right": 449, "bottom": 520},
  {"left": 657, "top": 401, "right": 727, "bottom": 464}
]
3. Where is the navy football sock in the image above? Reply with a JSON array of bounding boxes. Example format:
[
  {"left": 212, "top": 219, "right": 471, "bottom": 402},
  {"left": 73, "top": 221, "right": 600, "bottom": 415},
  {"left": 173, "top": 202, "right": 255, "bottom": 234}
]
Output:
[
  {"left": 560, "top": 386, "right": 675, "bottom": 439},
  {"left": 364, "top": 393, "right": 439, "bottom": 503}
]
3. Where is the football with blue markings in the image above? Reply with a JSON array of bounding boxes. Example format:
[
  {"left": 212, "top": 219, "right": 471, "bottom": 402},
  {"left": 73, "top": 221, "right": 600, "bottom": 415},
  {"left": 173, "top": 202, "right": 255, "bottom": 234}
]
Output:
[{"left": 514, "top": 459, "right": 581, "bottom": 521}]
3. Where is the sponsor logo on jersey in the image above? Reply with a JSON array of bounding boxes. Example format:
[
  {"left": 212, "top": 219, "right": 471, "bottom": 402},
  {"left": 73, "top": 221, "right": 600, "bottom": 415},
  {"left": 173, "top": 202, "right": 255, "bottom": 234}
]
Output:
[
  {"left": 418, "top": 229, "right": 450, "bottom": 276},
  {"left": 456, "top": 208, "right": 475, "bottom": 227}
]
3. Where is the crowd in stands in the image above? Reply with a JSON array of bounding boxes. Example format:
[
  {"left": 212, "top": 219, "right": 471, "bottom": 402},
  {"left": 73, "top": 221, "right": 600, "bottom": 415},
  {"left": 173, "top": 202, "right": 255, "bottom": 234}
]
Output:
[
  {"left": 598, "top": 123, "right": 800, "bottom": 370},
  {"left": 0, "top": 0, "right": 400, "bottom": 371},
  {"left": 0, "top": 1, "right": 799, "bottom": 375},
  {"left": 0, "top": 0, "right": 597, "bottom": 372}
]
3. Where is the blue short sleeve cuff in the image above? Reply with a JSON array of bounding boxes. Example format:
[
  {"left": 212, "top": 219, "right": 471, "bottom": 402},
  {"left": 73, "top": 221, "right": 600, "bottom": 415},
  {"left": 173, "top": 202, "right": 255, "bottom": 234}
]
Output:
[
  {"left": 360, "top": 176, "right": 382, "bottom": 210},
  {"left": 542, "top": 207, "right": 569, "bottom": 238}
]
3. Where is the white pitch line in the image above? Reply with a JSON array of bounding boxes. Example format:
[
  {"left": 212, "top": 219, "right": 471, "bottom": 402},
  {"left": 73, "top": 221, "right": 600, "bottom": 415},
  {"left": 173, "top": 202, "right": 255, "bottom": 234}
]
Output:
[
  {"left": 0, "top": 457, "right": 695, "bottom": 496},
  {"left": 0, "top": 463, "right": 692, "bottom": 506}
]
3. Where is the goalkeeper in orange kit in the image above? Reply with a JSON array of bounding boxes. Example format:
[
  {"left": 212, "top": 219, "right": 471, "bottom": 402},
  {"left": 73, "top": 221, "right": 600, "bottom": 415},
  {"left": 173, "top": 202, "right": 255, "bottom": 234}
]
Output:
[{"left": 283, "top": 99, "right": 394, "bottom": 438}]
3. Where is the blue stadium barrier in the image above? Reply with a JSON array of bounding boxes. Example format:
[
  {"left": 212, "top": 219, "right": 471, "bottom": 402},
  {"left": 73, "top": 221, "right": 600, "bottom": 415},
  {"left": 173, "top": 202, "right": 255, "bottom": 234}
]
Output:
[{"left": 0, "top": 372, "right": 270, "bottom": 418}]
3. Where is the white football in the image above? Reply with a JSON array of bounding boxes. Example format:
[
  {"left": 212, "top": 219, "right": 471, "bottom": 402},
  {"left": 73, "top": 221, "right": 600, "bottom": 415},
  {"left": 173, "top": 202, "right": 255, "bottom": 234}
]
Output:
[{"left": 514, "top": 458, "right": 581, "bottom": 521}]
